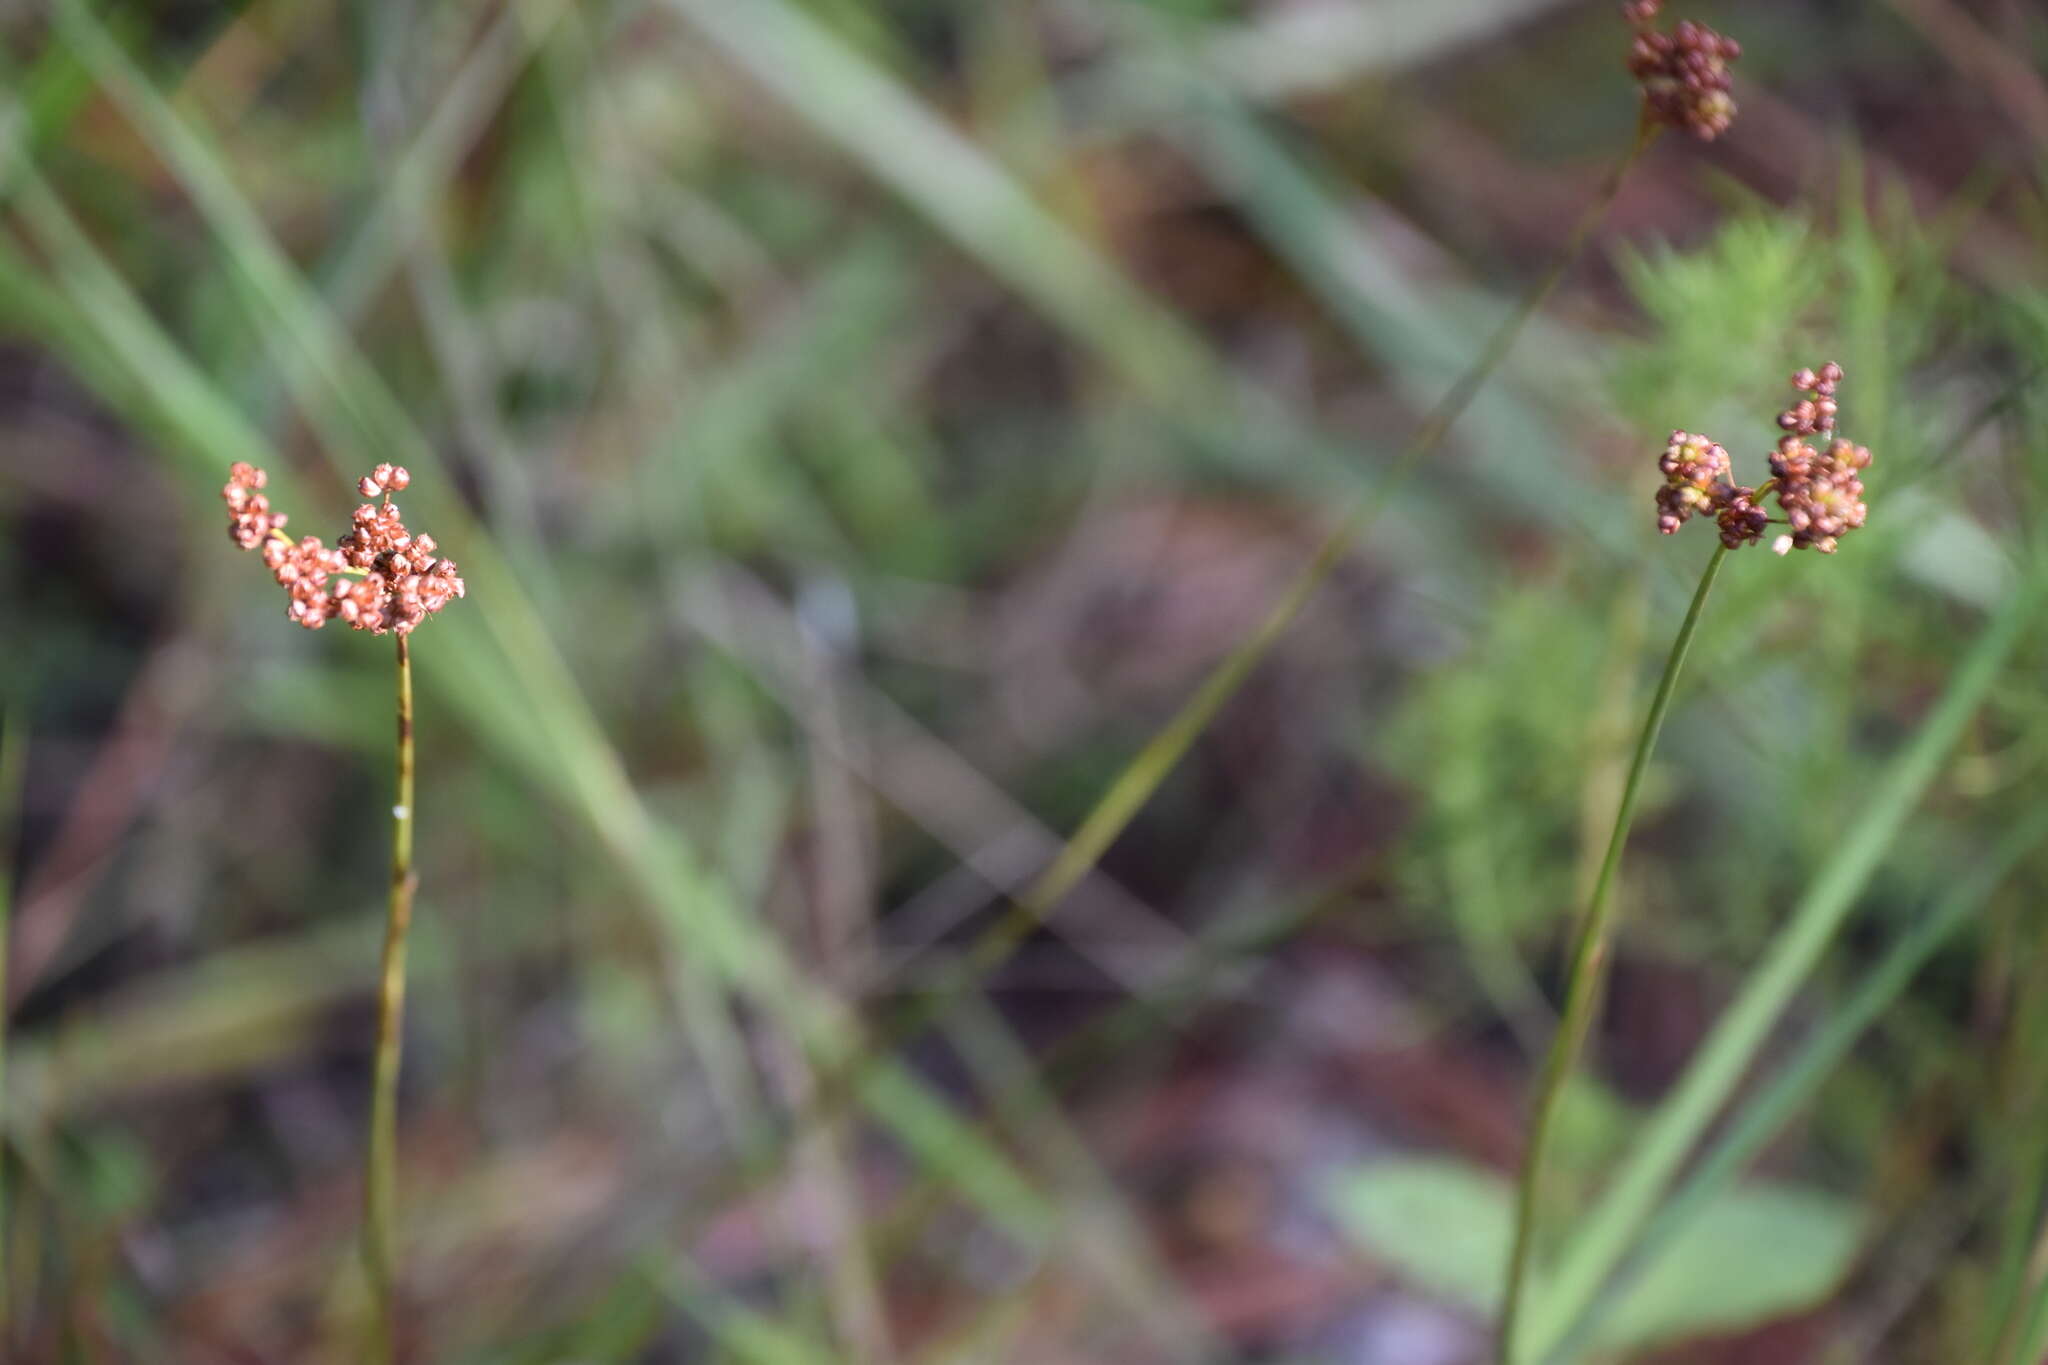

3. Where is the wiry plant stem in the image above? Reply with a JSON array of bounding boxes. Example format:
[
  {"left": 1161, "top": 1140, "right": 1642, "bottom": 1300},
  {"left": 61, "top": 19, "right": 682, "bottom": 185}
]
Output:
[
  {"left": 365, "top": 633, "right": 415, "bottom": 1363},
  {"left": 1494, "top": 543, "right": 1727, "bottom": 1364}
]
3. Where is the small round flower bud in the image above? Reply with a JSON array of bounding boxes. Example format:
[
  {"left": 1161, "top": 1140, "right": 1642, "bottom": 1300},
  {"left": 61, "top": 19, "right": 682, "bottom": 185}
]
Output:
[{"left": 1716, "top": 487, "right": 1768, "bottom": 548}]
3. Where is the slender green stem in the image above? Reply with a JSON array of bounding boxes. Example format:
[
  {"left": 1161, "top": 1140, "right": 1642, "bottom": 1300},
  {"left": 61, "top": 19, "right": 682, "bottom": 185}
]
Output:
[
  {"left": 1494, "top": 543, "right": 1727, "bottom": 1365},
  {"left": 365, "top": 633, "right": 416, "bottom": 1363}
]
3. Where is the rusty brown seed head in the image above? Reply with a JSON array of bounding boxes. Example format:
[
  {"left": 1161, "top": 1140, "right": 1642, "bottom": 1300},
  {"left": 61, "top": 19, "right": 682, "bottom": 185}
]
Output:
[
  {"left": 1650, "top": 363, "right": 1871, "bottom": 556},
  {"left": 223, "top": 465, "right": 465, "bottom": 633}
]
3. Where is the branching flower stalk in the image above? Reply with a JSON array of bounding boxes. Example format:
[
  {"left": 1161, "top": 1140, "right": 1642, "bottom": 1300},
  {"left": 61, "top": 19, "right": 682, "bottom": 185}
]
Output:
[
  {"left": 223, "top": 460, "right": 462, "bottom": 1362},
  {"left": 1493, "top": 362, "right": 1874, "bottom": 1365}
]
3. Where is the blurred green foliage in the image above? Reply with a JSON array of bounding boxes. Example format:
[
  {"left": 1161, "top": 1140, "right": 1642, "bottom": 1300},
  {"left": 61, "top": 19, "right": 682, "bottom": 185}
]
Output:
[{"left": 4, "top": 1, "right": 2048, "bottom": 1362}]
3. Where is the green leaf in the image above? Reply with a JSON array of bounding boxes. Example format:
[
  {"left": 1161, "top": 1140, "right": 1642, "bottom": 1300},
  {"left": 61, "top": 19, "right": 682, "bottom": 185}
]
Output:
[
  {"left": 1595, "top": 1184, "right": 1863, "bottom": 1350},
  {"left": 1330, "top": 1158, "right": 1512, "bottom": 1313},
  {"left": 1329, "top": 1156, "right": 1863, "bottom": 1355}
]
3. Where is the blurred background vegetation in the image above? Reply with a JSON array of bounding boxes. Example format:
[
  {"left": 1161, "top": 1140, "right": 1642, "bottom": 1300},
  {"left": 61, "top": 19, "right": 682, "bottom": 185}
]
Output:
[{"left": 6, "top": 0, "right": 2048, "bottom": 1361}]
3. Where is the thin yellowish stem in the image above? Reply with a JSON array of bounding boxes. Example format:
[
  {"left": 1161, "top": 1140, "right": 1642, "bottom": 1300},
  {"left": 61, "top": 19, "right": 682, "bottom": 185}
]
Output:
[{"left": 364, "top": 633, "right": 416, "bottom": 1362}]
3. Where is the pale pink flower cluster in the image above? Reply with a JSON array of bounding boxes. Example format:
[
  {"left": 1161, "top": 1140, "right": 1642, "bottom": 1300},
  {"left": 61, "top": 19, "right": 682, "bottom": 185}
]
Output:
[{"left": 224, "top": 463, "right": 466, "bottom": 634}]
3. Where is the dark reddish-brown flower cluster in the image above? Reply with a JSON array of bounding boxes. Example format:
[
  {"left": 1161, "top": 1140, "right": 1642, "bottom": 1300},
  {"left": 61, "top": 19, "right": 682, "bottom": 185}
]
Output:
[
  {"left": 224, "top": 463, "right": 466, "bottom": 633},
  {"left": 1653, "top": 430, "right": 1732, "bottom": 535},
  {"left": 1624, "top": 1, "right": 1741, "bottom": 141},
  {"left": 1767, "top": 365, "right": 1870, "bottom": 554},
  {"left": 1651, "top": 363, "right": 1872, "bottom": 556}
]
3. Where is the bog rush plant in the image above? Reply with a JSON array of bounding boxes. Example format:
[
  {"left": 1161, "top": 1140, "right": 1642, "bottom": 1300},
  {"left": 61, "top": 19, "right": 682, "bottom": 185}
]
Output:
[
  {"left": 1494, "top": 367, "right": 1873, "bottom": 1363},
  {"left": 224, "top": 461, "right": 463, "bottom": 1361}
]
